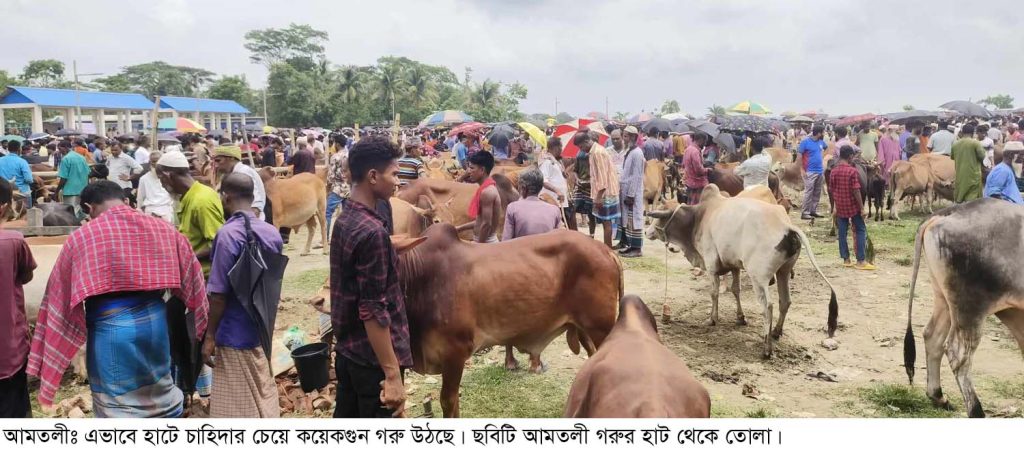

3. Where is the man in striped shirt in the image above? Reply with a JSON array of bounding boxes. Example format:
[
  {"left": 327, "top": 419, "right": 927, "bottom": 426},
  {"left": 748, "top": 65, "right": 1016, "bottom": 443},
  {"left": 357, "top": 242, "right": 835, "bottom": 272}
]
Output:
[{"left": 396, "top": 137, "right": 427, "bottom": 187}]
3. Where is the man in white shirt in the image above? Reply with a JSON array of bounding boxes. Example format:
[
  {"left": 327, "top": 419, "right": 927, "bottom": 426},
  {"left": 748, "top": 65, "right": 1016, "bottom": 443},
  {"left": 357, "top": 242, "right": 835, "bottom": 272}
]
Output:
[
  {"left": 735, "top": 135, "right": 773, "bottom": 189},
  {"left": 105, "top": 141, "right": 143, "bottom": 201},
  {"left": 928, "top": 122, "right": 956, "bottom": 155},
  {"left": 987, "top": 124, "right": 1004, "bottom": 145},
  {"left": 211, "top": 144, "right": 267, "bottom": 220},
  {"left": 133, "top": 136, "right": 152, "bottom": 167},
  {"left": 136, "top": 150, "right": 175, "bottom": 223}
]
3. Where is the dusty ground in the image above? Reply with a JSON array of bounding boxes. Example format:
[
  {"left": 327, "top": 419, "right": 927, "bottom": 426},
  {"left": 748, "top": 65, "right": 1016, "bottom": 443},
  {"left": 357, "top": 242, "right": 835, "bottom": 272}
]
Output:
[{"left": 28, "top": 199, "right": 1024, "bottom": 419}]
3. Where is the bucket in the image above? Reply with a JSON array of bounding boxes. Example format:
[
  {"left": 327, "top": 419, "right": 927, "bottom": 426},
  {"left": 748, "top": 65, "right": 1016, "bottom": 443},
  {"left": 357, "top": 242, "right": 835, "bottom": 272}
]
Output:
[{"left": 290, "top": 342, "right": 330, "bottom": 393}]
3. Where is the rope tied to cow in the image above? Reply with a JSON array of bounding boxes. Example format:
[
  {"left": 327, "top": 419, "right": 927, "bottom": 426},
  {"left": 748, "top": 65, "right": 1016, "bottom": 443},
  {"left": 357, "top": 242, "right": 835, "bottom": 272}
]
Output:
[{"left": 663, "top": 240, "right": 671, "bottom": 321}]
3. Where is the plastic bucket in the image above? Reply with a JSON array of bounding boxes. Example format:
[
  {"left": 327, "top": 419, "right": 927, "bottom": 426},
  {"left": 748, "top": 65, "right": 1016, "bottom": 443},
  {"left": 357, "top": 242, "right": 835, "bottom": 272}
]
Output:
[{"left": 290, "top": 342, "right": 330, "bottom": 393}]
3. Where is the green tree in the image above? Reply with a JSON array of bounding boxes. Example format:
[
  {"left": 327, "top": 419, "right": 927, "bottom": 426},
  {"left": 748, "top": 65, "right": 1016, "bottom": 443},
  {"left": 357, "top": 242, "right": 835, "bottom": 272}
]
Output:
[
  {"left": 0, "top": 70, "right": 20, "bottom": 88},
  {"left": 613, "top": 111, "right": 630, "bottom": 121},
  {"left": 555, "top": 112, "right": 575, "bottom": 124},
  {"left": 979, "top": 94, "right": 1014, "bottom": 109},
  {"left": 373, "top": 61, "right": 404, "bottom": 121},
  {"left": 404, "top": 65, "right": 436, "bottom": 109},
  {"left": 244, "top": 24, "right": 329, "bottom": 69},
  {"left": 706, "top": 105, "right": 727, "bottom": 117},
  {"left": 660, "top": 99, "right": 681, "bottom": 115},
  {"left": 20, "top": 59, "right": 68, "bottom": 87},
  {"left": 902, "top": 104, "right": 915, "bottom": 111},
  {"left": 266, "top": 62, "right": 316, "bottom": 127},
  {"left": 336, "top": 66, "right": 366, "bottom": 104},
  {"left": 94, "top": 61, "right": 214, "bottom": 97},
  {"left": 207, "top": 75, "right": 256, "bottom": 110}
]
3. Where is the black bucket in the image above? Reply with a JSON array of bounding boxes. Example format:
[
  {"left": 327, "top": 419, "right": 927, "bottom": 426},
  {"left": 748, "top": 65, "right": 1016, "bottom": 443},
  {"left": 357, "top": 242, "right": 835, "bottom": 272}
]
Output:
[{"left": 290, "top": 342, "right": 330, "bottom": 393}]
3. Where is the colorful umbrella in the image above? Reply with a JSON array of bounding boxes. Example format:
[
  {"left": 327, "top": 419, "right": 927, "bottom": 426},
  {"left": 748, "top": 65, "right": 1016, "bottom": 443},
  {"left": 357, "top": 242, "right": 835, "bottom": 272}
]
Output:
[
  {"left": 553, "top": 118, "right": 608, "bottom": 158},
  {"left": 158, "top": 117, "right": 207, "bottom": 133},
  {"left": 448, "top": 121, "right": 486, "bottom": 137},
  {"left": 835, "top": 113, "right": 877, "bottom": 127},
  {"left": 517, "top": 122, "right": 547, "bottom": 148},
  {"left": 719, "top": 115, "right": 774, "bottom": 134},
  {"left": 626, "top": 112, "right": 654, "bottom": 124},
  {"left": 418, "top": 110, "right": 474, "bottom": 128},
  {"left": 728, "top": 101, "right": 772, "bottom": 115}
]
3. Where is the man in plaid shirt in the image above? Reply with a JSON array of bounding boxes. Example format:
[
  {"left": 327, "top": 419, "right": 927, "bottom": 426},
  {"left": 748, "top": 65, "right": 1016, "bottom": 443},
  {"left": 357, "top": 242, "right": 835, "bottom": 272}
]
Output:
[
  {"left": 828, "top": 146, "right": 875, "bottom": 271},
  {"left": 330, "top": 136, "right": 412, "bottom": 418}
]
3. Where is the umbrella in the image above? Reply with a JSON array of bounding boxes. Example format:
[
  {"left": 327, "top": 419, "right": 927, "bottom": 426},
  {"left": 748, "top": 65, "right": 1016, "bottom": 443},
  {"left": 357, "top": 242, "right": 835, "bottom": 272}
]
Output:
[
  {"left": 157, "top": 133, "right": 181, "bottom": 143},
  {"left": 768, "top": 119, "right": 791, "bottom": 132},
  {"left": 158, "top": 117, "right": 207, "bottom": 133},
  {"left": 517, "top": 122, "right": 547, "bottom": 148},
  {"left": 884, "top": 110, "right": 940, "bottom": 125},
  {"left": 1, "top": 134, "right": 25, "bottom": 143},
  {"left": 670, "top": 120, "right": 694, "bottom": 133},
  {"left": 719, "top": 115, "right": 774, "bottom": 134},
  {"left": 262, "top": 126, "right": 276, "bottom": 134},
  {"left": 781, "top": 111, "right": 798, "bottom": 118},
  {"left": 640, "top": 117, "right": 673, "bottom": 134},
  {"left": 227, "top": 214, "right": 290, "bottom": 361},
  {"left": 939, "top": 101, "right": 993, "bottom": 118},
  {"left": 27, "top": 132, "right": 51, "bottom": 141},
  {"left": 728, "top": 101, "right": 772, "bottom": 115},
  {"left": 54, "top": 128, "right": 80, "bottom": 137},
  {"left": 586, "top": 111, "right": 607, "bottom": 120},
  {"left": 713, "top": 132, "right": 737, "bottom": 154},
  {"left": 208, "top": 129, "right": 227, "bottom": 139},
  {"left": 487, "top": 124, "right": 516, "bottom": 150},
  {"left": 835, "top": 113, "right": 877, "bottom": 127},
  {"left": 553, "top": 118, "right": 608, "bottom": 158},
  {"left": 627, "top": 112, "right": 654, "bottom": 124},
  {"left": 786, "top": 115, "right": 814, "bottom": 123},
  {"left": 448, "top": 121, "right": 486, "bottom": 137},
  {"left": 418, "top": 110, "right": 474, "bottom": 128},
  {"left": 660, "top": 112, "right": 688, "bottom": 120}
]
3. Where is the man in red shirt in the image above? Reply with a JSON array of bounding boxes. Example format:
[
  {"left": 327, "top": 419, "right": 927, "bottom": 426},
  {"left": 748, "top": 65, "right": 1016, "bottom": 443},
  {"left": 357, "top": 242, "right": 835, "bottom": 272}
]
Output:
[
  {"left": 0, "top": 179, "right": 36, "bottom": 418},
  {"left": 683, "top": 133, "right": 710, "bottom": 205},
  {"left": 828, "top": 146, "right": 875, "bottom": 270}
]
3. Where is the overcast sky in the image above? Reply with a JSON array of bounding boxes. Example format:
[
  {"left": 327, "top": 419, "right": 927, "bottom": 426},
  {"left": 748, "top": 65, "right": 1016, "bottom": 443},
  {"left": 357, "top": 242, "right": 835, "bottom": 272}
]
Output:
[{"left": 4, "top": 0, "right": 1023, "bottom": 116}]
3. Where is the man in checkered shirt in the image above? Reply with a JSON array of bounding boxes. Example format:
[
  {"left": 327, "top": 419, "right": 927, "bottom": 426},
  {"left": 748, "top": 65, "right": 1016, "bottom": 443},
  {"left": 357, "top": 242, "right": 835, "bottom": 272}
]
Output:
[{"left": 828, "top": 145, "right": 875, "bottom": 271}]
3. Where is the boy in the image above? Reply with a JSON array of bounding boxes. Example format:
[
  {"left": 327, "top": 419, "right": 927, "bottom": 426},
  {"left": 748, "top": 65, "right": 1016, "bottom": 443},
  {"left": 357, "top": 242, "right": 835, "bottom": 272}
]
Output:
[
  {"left": 828, "top": 146, "right": 875, "bottom": 270},
  {"left": 0, "top": 179, "right": 36, "bottom": 417}
]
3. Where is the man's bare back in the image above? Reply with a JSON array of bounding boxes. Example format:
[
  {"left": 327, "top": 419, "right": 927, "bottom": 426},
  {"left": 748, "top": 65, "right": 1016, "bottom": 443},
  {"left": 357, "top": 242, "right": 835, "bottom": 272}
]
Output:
[{"left": 474, "top": 184, "right": 501, "bottom": 242}]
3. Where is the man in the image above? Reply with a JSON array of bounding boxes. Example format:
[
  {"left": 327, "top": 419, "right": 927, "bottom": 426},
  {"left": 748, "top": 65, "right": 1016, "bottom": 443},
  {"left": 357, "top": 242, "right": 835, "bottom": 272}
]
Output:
[
  {"left": 260, "top": 139, "right": 279, "bottom": 168},
  {"left": 607, "top": 129, "right": 627, "bottom": 177},
  {"left": 572, "top": 134, "right": 596, "bottom": 236},
  {"left": 0, "top": 179, "right": 35, "bottom": 418},
  {"left": 1009, "top": 123, "right": 1024, "bottom": 143},
  {"left": 617, "top": 126, "right": 645, "bottom": 257},
  {"left": 92, "top": 138, "right": 108, "bottom": 165},
  {"left": 538, "top": 136, "right": 571, "bottom": 229},
  {"left": 829, "top": 146, "right": 874, "bottom": 270},
  {"left": 855, "top": 124, "right": 879, "bottom": 163},
  {"left": 642, "top": 127, "right": 665, "bottom": 161},
  {"left": 453, "top": 133, "right": 469, "bottom": 168},
  {"left": 0, "top": 141, "right": 34, "bottom": 207},
  {"left": 330, "top": 136, "right": 410, "bottom": 418},
  {"left": 877, "top": 126, "right": 902, "bottom": 186},
  {"left": 134, "top": 136, "right": 152, "bottom": 167},
  {"left": 137, "top": 151, "right": 175, "bottom": 223},
  {"left": 683, "top": 132, "right": 709, "bottom": 205},
  {"left": 202, "top": 173, "right": 283, "bottom": 418},
  {"left": 988, "top": 123, "right": 1004, "bottom": 145},
  {"left": 575, "top": 131, "right": 619, "bottom": 248},
  {"left": 289, "top": 139, "right": 316, "bottom": 175},
  {"left": 949, "top": 124, "right": 986, "bottom": 203},
  {"left": 928, "top": 122, "right": 956, "bottom": 155},
  {"left": 834, "top": 127, "right": 861, "bottom": 161},
  {"left": 73, "top": 140, "right": 94, "bottom": 164},
  {"left": 326, "top": 134, "right": 349, "bottom": 233},
  {"left": 735, "top": 135, "right": 772, "bottom": 189},
  {"left": 28, "top": 181, "right": 208, "bottom": 416},
  {"left": 396, "top": 136, "right": 427, "bottom": 187},
  {"left": 156, "top": 150, "right": 225, "bottom": 275},
  {"left": 55, "top": 140, "right": 90, "bottom": 217},
  {"left": 105, "top": 140, "right": 143, "bottom": 203},
  {"left": 978, "top": 124, "right": 996, "bottom": 169},
  {"left": 194, "top": 135, "right": 213, "bottom": 171},
  {"left": 310, "top": 135, "right": 326, "bottom": 162},
  {"left": 798, "top": 126, "right": 827, "bottom": 220},
  {"left": 457, "top": 151, "right": 501, "bottom": 243},
  {"left": 211, "top": 145, "right": 267, "bottom": 220},
  {"left": 898, "top": 125, "right": 913, "bottom": 160},
  {"left": 984, "top": 141, "right": 1024, "bottom": 204},
  {"left": 20, "top": 140, "right": 45, "bottom": 165},
  {"left": 903, "top": 126, "right": 922, "bottom": 158}
]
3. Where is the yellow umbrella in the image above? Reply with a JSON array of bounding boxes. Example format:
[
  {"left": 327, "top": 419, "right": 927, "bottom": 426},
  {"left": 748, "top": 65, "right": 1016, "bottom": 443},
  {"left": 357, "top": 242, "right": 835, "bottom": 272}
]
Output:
[
  {"left": 262, "top": 125, "right": 276, "bottom": 134},
  {"left": 546, "top": 117, "right": 556, "bottom": 127},
  {"left": 728, "top": 101, "right": 772, "bottom": 115},
  {"left": 517, "top": 122, "right": 547, "bottom": 148}
]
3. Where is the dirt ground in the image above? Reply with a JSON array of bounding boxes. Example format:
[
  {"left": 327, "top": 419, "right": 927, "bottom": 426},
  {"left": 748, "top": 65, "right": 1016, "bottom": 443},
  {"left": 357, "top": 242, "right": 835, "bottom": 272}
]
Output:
[{"left": 28, "top": 198, "right": 1024, "bottom": 419}]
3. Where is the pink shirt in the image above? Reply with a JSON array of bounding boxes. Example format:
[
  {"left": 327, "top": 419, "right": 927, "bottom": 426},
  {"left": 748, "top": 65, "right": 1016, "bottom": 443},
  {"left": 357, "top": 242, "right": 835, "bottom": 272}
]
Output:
[
  {"left": 0, "top": 229, "right": 36, "bottom": 379},
  {"left": 502, "top": 197, "right": 562, "bottom": 241},
  {"left": 683, "top": 145, "right": 708, "bottom": 189}
]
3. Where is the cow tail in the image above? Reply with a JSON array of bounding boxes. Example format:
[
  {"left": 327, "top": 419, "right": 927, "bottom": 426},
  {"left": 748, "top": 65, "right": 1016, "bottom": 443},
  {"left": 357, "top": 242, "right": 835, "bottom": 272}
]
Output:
[
  {"left": 886, "top": 168, "right": 896, "bottom": 211},
  {"left": 904, "top": 217, "right": 930, "bottom": 385},
  {"left": 792, "top": 228, "right": 839, "bottom": 338}
]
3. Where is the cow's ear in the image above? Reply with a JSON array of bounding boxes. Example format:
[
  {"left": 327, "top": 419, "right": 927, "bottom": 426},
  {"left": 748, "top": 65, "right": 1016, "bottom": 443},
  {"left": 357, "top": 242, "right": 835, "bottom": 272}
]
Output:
[
  {"left": 391, "top": 235, "right": 428, "bottom": 254},
  {"left": 646, "top": 209, "right": 672, "bottom": 219}
]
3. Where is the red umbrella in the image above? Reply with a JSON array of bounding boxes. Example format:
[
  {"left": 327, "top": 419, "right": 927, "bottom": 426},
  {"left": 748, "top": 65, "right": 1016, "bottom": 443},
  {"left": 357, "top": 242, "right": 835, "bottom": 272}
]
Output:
[
  {"left": 553, "top": 118, "right": 608, "bottom": 158},
  {"left": 448, "top": 122, "right": 486, "bottom": 137},
  {"left": 835, "top": 113, "right": 877, "bottom": 127}
]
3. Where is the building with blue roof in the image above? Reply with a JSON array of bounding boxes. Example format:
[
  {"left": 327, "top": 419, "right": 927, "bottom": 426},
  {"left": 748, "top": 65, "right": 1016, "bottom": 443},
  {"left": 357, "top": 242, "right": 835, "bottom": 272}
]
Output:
[
  {"left": 158, "top": 96, "right": 251, "bottom": 132},
  {"left": 0, "top": 86, "right": 156, "bottom": 136}
]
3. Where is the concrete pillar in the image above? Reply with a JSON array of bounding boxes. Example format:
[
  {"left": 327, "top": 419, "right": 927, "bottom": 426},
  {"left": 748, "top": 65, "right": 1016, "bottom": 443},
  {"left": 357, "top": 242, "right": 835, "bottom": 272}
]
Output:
[
  {"left": 224, "top": 113, "right": 231, "bottom": 132},
  {"left": 95, "top": 110, "right": 106, "bottom": 137},
  {"left": 0, "top": 109, "right": 6, "bottom": 135},
  {"left": 240, "top": 113, "right": 247, "bottom": 127},
  {"left": 32, "top": 106, "right": 44, "bottom": 134},
  {"left": 64, "top": 108, "right": 75, "bottom": 130},
  {"left": 212, "top": 114, "right": 220, "bottom": 131},
  {"left": 142, "top": 111, "right": 149, "bottom": 130}
]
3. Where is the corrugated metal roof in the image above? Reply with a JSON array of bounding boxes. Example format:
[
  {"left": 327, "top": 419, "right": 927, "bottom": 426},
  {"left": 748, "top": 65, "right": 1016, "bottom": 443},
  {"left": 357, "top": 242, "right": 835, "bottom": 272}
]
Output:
[
  {"left": 0, "top": 86, "right": 154, "bottom": 110},
  {"left": 159, "top": 96, "right": 250, "bottom": 114}
]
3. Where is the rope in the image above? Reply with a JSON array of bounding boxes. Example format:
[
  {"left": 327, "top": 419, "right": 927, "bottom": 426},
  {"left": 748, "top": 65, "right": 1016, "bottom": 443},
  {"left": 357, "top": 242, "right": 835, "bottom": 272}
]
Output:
[{"left": 662, "top": 241, "right": 671, "bottom": 320}]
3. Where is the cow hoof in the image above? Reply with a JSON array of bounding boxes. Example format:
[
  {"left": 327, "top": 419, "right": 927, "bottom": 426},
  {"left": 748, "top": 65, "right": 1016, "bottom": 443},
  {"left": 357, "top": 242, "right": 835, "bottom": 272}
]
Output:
[
  {"left": 770, "top": 327, "right": 783, "bottom": 339},
  {"left": 707, "top": 318, "right": 718, "bottom": 327},
  {"left": 504, "top": 360, "right": 520, "bottom": 371},
  {"left": 930, "top": 397, "right": 953, "bottom": 411},
  {"left": 662, "top": 313, "right": 672, "bottom": 323},
  {"left": 736, "top": 316, "right": 748, "bottom": 326},
  {"left": 529, "top": 361, "right": 548, "bottom": 374},
  {"left": 762, "top": 351, "right": 774, "bottom": 360},
  {"left": 300, "top": 252, "right": 311, "bottom": 257}
]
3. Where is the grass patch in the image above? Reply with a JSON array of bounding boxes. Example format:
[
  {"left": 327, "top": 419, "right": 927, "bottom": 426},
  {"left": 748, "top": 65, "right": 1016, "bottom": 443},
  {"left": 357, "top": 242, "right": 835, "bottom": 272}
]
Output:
[
  {"left": 894, "top": 256, "right": 913, "bottom": 266},
  {"left": 622, "top": 255, "right": 668, "bottom": 274},
  {"left": 286, "top": 269, "right": 329, "bottom": 296},
  {"left": 456, "top": 364, "right": 571, "bottom": 418},
  {"left": 744, "top": 407, "right": 776, "bottom": 418},
  {"left": 858, "top": 384, "right": 959, "bottom": 418},
  {"left": 989, "top": 377, "right": 1024, "bottom": 401}
]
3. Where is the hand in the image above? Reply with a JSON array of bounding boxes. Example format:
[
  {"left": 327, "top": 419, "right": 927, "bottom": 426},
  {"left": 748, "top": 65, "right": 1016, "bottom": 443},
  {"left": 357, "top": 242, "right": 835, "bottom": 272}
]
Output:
[
  {"left": 556, "top": 193, "right": 565, "bottom": 203},
  {"left": 624, "top": 196, "right": 635, "bottom": 207},
  {"left": 201, "top": 337, "right": 216, "bottom": 368},
  {"left": 379, "top": 372, "right": 407, "bottom": 417},
  {"left": 119, "top": 174, "right": 130, "bottom": 181}
]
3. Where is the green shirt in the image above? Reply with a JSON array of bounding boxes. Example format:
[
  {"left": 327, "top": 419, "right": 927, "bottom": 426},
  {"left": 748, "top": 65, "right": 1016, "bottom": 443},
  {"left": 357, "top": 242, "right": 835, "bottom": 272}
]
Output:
[
  {"left": 178, "top": 181, "right": 224, "bottom": 275},
  {"left": 57, "top": 152, "right": 90, "bottom": 196},
  {"left": 950, "top": 138, "right": 985, "bottom": 203},
  {"left": 857, "top": 132, "right": 878, "bottom": 163}
]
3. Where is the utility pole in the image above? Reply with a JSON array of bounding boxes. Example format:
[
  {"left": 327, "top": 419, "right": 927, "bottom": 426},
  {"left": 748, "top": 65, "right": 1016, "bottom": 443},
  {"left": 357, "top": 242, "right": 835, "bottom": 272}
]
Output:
[
  {"left": 72, "top": 60, "right": 102, "bottom": 132},
  {"left": 554, "top": 97, "right": 559, "bottom": 116},
  {"left": 605, "top": 96, "right": 609, "bottom": 120},
  {"left": 263, "top": 87, "right": 269, "bottom": 126}
]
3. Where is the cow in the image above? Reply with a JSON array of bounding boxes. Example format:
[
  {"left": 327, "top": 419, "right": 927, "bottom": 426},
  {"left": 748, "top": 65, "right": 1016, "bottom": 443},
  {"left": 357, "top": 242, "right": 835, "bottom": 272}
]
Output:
[
  {"left": 396, "top": 224, "right": 621, "bottom": 417},
  {"left": 390, "top": 196, "right": 437, "bottom": 238},
  {"left": 865, "top": 164, "right": 886, "bottom": 221},
  {"left": 36, "top": 203, "right": 81, "bottom": 226},
  {"left": 643, "top": 159, "right": 666, "bottom": 217},
  {"left": 564, "top": 294, "right": 710, "bottom": 418},
  {"left": 646, "top": 184, "right": 839, "bottom": 359},
  {"left": 774, "top": 161, "right": 804, "bottom": 191},
  {"left": 903, "top": 199, "right": 1024, "bottom": 418},
  {"left": 395, "top": 175, "right": 519, "bottom": 241},
  {"left": 707, "top": 166, "right": 792, "bottom": 214},
  {"left": 887, "top": 153, "right": 955, "bottom": 220},
  {"left": 259, "top": 168, "right": 328, "bottom": 255},
  {"left": 766, "top": 147, "right": 794, "bottom": 166}
]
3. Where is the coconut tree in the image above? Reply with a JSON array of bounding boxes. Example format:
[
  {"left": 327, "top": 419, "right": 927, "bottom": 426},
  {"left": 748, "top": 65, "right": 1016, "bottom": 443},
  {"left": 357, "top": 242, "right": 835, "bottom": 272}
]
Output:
[
  {"left": 374, "top": 62, "right": 403, "bottom": 120},
  {"left": 706, "top": 105, "right": 727, "bottom": 117},
  {"left": 405, "top": 65, "right": 437, "bottom": 109},
  {"left": 337, "top": 65, "right": 365, "bottom": 104}
]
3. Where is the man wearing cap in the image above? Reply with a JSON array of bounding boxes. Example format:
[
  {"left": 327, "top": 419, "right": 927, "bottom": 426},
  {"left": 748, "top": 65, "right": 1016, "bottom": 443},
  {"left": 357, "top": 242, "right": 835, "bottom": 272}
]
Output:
[
  {"left": 617, "top": 126, "right": 645, "bottom": 257},
  {"left": 155, "top": 150, "right": 225, "bottom": 275},
  {"left": 396, "top": 136, "right": 427, "bottom": 187},
  {"left": 212, "top": 145, "right": 267, "bottom": 220},
  {"left": 137, "top": 151, "right": 175, "bottom": 223},
  {"left": 984, "top": 141, "right": 1024, "bottom": 204}
]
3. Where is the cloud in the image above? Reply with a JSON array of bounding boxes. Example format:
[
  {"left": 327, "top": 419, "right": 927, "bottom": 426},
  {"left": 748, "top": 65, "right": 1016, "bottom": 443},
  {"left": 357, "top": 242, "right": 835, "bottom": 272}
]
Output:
[{"left": 2, "top": 0, "right": 1022, "bottom": 117}]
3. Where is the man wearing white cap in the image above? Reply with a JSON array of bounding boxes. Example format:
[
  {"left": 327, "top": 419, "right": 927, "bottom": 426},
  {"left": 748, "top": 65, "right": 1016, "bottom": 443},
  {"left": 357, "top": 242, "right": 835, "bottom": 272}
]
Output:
[
  {"left": 136, "top": 151, "right": 175, "bottom": 223},
  {"left": 211, "top": 145, "right": 267, "bottom": 220}
]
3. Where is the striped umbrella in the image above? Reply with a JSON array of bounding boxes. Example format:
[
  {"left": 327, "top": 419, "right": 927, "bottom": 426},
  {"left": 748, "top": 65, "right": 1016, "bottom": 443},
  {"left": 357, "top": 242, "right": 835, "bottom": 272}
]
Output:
[
  {"left": 448, "top": 121, "right": 486, "bottom": 137},
  {"left": 553, "top": 118, "right": 608, "bottom": 158},
  {"left": 728, "top": 101, "right": 772, "bottom": 115},
  {"left": 835, "top": 113, "right": 877, "bottom": 127},
  {"left": 418, "top": 110, "right": 474, "bottom": 128},
  {"left": 158, "top": 117, "right": 207, "bottom": 133}
]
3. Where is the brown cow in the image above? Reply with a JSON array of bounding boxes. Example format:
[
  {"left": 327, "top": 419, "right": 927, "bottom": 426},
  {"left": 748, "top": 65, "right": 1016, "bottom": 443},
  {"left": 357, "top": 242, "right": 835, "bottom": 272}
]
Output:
[
  {"left": 564, "top": 295, "right": 710, "bottom": 418},
  {"left": 643, "top": 159, "right": 666, "bottom": 216},
  {"left": 887, "top": 153, "right": 954, "bottom": 220},
  {"left": 395, "top": 176, "right": 519, "bottom": 241},
  {"left": 260, "top": 168, "right": 328, "bottom": 255},
  {"left": 708, "top": 166, "right": 792, "bottom": 214},
  {"left": 390, "top": 196, "right": 437, "bottom": 238},
  {"left": 397, "top": 224, "right": 622, "bottom": 417}
]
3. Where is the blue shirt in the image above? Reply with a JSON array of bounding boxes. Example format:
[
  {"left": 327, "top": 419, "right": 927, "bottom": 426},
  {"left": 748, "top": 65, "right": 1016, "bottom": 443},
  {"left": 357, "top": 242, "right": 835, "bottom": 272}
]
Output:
[
  {"left": 984, "top": 163, "right": 1023, "bottom": 204},
  {"left": 206, "top": 211, "right": 285, "bottom": 349},
  {"left": 454, "top": 142, "right": 468, "bottom": 167},
  {"left": 798, "top": 137, "right": 825, "bottom": 174},
  {"left": 0, "top": 154, "right": 33, "bottom": 196}
]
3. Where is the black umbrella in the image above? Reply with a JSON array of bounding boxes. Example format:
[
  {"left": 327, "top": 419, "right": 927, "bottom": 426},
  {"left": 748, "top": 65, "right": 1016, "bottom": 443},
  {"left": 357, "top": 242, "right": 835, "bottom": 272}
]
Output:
[
  {"left": 688, "top": 119, "right": 720, "bottom": 137},
  {"left": 54, "top": 128, "right": 80, "bottom": 137},
  {"left": 719, "top": 115, "right": 774, "bottom": 134},
  {"left": 670, "top": 119, "right": 693, "bottom": 133},
  {"left": 640, "top": 117, "right": 673, "bottom": 134},
  {"left": 939, "top": 101, "right": 993, "bottom": 118},
  {"left": 227, "top": 213, "right": 290, "bottom": 361},
  {"left": 884, "top": 110, "right": 940, "bottom": 125},
  {"left": 486, "top": 123, "right": 515, "bottom": 150},
  {"left": 713, "top": 132, "right": 737, "bottom": 154},
  {"left": 27, "top": 132, "right": 51, "bottom": 141}
]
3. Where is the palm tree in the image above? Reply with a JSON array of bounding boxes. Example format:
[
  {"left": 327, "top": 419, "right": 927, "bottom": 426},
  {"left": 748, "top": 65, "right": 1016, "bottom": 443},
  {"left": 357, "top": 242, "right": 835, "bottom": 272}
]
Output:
[
  {"left": 613, "top": 111, "right": 630, "bottom": 121},
  {"left": 405, "top": 65, "right": 436, "bottom": 108},
  {"left": 337, "top": 66, "right": 364, "bottom": 104},
  {"left": 374, "top": 63, "right": 403, "bottom": 120},
  {"left": 473, "top": 79, "right": 501, "bottom": 108},
  {"left": 706, "top": 105, "right": 727, "bottom": 117}
]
